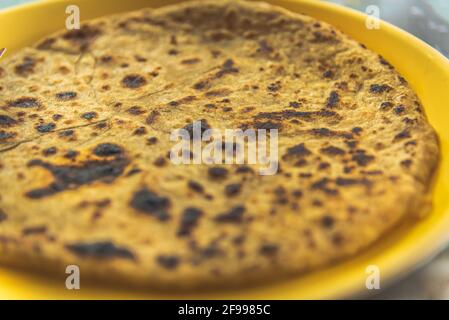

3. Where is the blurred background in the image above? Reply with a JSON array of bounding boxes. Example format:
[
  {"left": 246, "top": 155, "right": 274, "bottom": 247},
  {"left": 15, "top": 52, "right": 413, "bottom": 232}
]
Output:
[
  {"left": 1, "top": 0, "right": 449, "bottom": 299},
  {"left": 1, "top": 0, "right": 448, "bottom": 56},
  {"left": 327, "top": 0, "right": 449, "bottom": 57}
]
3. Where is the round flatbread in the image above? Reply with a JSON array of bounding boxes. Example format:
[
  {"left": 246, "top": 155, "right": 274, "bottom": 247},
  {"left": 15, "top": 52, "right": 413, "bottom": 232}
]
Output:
[{"left": 0, "top": 0, "right": 439, "bottom": 289}]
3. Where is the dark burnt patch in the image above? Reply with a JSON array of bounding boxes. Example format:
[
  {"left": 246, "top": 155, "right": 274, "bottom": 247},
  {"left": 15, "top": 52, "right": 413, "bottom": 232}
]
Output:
[
  {"left": 177, "top": 207, "right": 203, "bottom": 237},
  {"left": 326, "top": 91, "right": 339, "bottom": 108},
  {"left": 320, "top": 146, "right": 345, "bottom": 156},
  {"left": 36, "top": 123, "right": 56, "bottom": 133},
  {"left": 208, "top": 166, "right": 228, "bottom": 179},
  {"left": 66, "top": 241, "right": 135, "bottom": 260},
  {"left": 22, "top": 225, "right": 47, "bottom": 236},
  {"left": 93, "top": 143, "right": 123, "bottom": 157},
  {"left": 352, "top": 150, "right": 375, "bottom": 166},
  {"left": 15, "top": 56, "right": 37, "bottom": 76},
  {"left": 156, "top": 255, "right": 180, "bottom": 270},
  {"left": 308, "top": 128, "right": 353, "bottom": 139},
  {"left": 127, "top": 106, "right": 145, "bottom": 115},
  {"left": 63, "top": 25, "right": 101, "bottom": 49},
  {"left": 25, "top": 155, "right": 128, "bottom": 199},
  {"left": 215, "top": 59, "right": 239, "bottom": 79},
  {"left": 259, "top": 243, "right": 279, "bottom": 256},
  {"left": 257, "top": 40, "right": 274, "bottom": 54},
  {"left": 58, "top": 130, "right": 74, "bottom": 138},
  {"left": 181, "top": 58, "right": 201, "bottom": 65},
  {"left": 183, "top": 119, "right": 210, "bottom": 137},
  {"left": 81, "top": 112, "right": 98, "bottom": 120},
  {"left": 225, "top": 183, "right": 241, "bottom": 197},
  {"left": 187, "top": 180, "right": 204, "bottom": 193},
  {"left": 311, "top": 178, "right": 339, "bottom": 196},
  {"left": 0, "top": 209, "right": 7, "bottom": 223},
  {"left": 8, "top": 97, "right": 40, "bottom": 108},
  {"left": 0, "top": 131, "right": 16, "bottom": 140},
  {"left": 255, "top": 109, "right": 341, "bottom": 122},
  {"left": 283, "top": 143, "right": 311, "bottom": 160},
  {"left": 214, "top": 206, "right": 245, "bottom": 223},
  {"left": 394, "top": 105, "right": 405, "bottom": 115},
  {"left": 267, "top": 81, "right": 281, "bottom": 92},
  {"left": 370, "top": 84, "right": 392, "bottom": 94},
  {"left": 130, "top": 188, "right": 170, "bottom": 221},
  {"left": 146, "top": 110, "right": 160, "bottom": 125},
  {"left": 168, "top": 95, "right": 196, "bottom": 107},
  {"left": 393, "top": 129, "right": 411, "bottom": 142},
  {"left": 253, "top": 121, "right": 281, "bottom": 130},
  {"left": 42, "top": 147, "right": 57, "bottom": 156},
  {"left": 0, "top": 115, "right": 17, "bottom": 127},
  {"left": 121, "top": 74, "right": 147, "bottom": 88},
  {"left": 320, "top": 215, "right": 335, "bottom": 229},
  {"left": 335, "top": 177, "right": 372, "bottom": 187},
  {"left": 56, "top": 91, "right": 77, "bottom": 101},
  {"left": 36, "top": 37, "right": 56, "bottom": 50}
]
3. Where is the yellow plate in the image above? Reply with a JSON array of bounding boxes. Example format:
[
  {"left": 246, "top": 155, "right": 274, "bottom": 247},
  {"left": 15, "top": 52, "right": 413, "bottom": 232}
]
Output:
[{"left": 0, "top": 0, "right": 448, "bottom": 299}]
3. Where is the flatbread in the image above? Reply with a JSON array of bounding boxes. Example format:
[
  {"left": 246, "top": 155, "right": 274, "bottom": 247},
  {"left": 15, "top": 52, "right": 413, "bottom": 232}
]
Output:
[{"left": 0, "top": 0, "right": 439, "bottom": 289}]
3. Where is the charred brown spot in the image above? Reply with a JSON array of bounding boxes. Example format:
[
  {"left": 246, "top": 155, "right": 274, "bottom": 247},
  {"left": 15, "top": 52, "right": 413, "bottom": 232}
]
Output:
[
  {"left": 184, "top": 119, "right": 210, "bottom": 137},
  {"left": 15, "top": 56, "right": 37, "bottom": 76},
  {"left": 370, "top": 84, "right": 392, "bottom": 94},
  {"left": 267, "top": 82, "right": 281, "bottom": 92},
  {"left": 81, "top": 112, "right": 98, "bottom": 120},
  {"left": 36, "top": 37, "right": 56, "bottom": 50},
  {"left": 0, "top": 115, "right": 17, "bottom": 127},
  {"left": 181, "top": 58, "right": 201, "bottom": 65},
  {"left": 320, "top": 215, "right": 335, "bottom": 229},
  {"left": 335, "top": 177, "right": 371, "bottom": 186},
  {"left": 394, "top": 105, "right": 406, "bottom": 115},
  {"left": 25, "top": 155, "right": 128, "bottom": 199},
  {"left": 63, "top": 25, "right": 101, "bottom": 44},
  {"left": 66, "top": 241, "right": 135, "bottom": 260},
  {"left": 177, "top": 207, "right": 203, "bottom": 237},
  {"left": 352, "top": 150, "right": 375, "bottom": 166},
  {"left": 59, "top": 130, "right": 74, "bottom": 138},
  {"left": 121, "top": 74, "right": 147, "bottom": 88},
  {"left": 0, "top": 209, "right": 7, "bottom": 223},
  {"left": 127, "top": 106, "right": 145, "bottom": 115},
  {"left": 208, "top": 166, "right": 228, "bottom": 179},
  {"left": 393, "top": 129, "right": 411, "bottom": 142},
  {"left": 326, "top": 91, "right": 339, "bottom": 108},
  {"left": 93, "top": 143, "right": 123, "bottom": 157},
  {"left": 42, "top": 147, "right": 57, "bottom": 156},
  {"left": 309, "top": 128, "right": 353, "bottom": 139},
  {"left": 22, "top": 225, "right": 47, "bottom": 236},
  {"left": 311, "top": 178, "right": 338, "bottom": 196},
  {"left": 187, "top": 180, "right": 204, "bottom": 193},
  {"left": 215, "top": 59, "right": 239, "bottom": 78},
  {"left": 225, "top": 183, "right": 241, "bottom": 197},
  {"left": 130, "top": 188, "right": 170, "bottom": 221},
  {"left": 257, "top": 40, "right": 274, "bottom": 54},
  {"left": 156, "top": 255, "right": 179, "bottom": 270},
  {"left": 168, "top": 95, "right": 196, "bottom": 107},
  {"left": 0, "top": 131, "right": 16, "bottom": 140},
  {"left": 283, "top": 143, "right": 311, "bottom": 160},
  {"left": 259, "top": 244, "right": 279, "bottom": 256},
  {"left": 320, "top": 146, "right": 345, "bottom": 156},
  {"left": 8, "top": 97, "right": 40, "bottom": 108},
  {"left": 56, "top": 91, "right": 77, "bottom": 101},
  {"left": 253, "top": 121, "right": 281, "bottom": 130},
  {"left": 323, "top": 70, "right": 334, "bottom": 78},
  {"left": 145, "top": 110, "right": 160, "bottom": 125},
  {"left": 255, "top": 109, "right": 341, "bottom": 122},
  {"left": 36, "top": 123, "right": 56, "bottom": 133},
  {"left": 214, "top": 206, "right": 245, "bottom": 223}
]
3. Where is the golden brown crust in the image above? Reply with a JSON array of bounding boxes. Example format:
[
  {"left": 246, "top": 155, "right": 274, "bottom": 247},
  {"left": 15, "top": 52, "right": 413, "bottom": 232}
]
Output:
[{"left": 0, "top": 0, "right": 439, "bottom": 289}]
